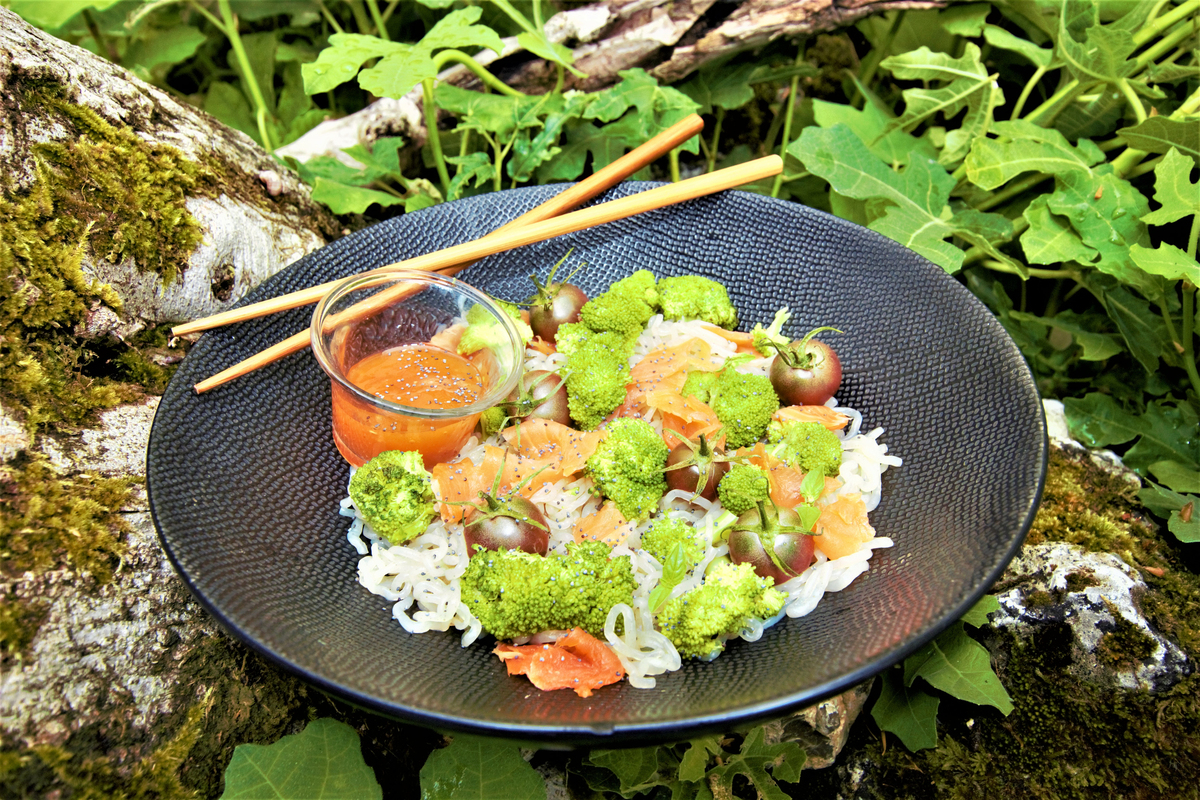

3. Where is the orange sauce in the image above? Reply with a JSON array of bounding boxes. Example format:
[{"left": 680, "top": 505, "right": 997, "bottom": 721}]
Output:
[{"left": 331, "top": 343, "right": 488, "bottom": 468}]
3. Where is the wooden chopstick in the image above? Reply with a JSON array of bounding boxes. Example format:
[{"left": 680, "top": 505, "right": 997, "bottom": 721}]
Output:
[
  {"left": 171, "top": 114, "right": 704, "bottom": 337},
  {"left": 192, "top": 155, "right": 782, "bottom": 394}
]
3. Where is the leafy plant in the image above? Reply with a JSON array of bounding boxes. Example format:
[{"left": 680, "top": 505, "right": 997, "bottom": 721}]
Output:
[
  {"left": 871, "top": 595, "right": 1012, "bottom": 751},
  {"left": 787, "top": 0, "right": 1200, "bottom": 542},
  {"left": 580, "top": 725, "right": 804, "bottom": 800}
]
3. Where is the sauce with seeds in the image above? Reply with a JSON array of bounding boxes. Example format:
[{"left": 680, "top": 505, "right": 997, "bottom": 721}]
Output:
[{"left": 332, "top": 343, "right": 490, "bottom": 468}]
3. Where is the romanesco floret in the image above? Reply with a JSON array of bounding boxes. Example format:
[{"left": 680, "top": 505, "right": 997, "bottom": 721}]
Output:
[
  {"left": 458, "top": 299, "right": 533, "bottom": 357},
  {"left": 709, "top": 369, "right": 780, "bottom": 449},
  {"left": 717, "top": 464, "right": 771, "bottom": 515},
  {"left": 348, "top": 450, "right": 437, "bottom": 545},
  {"left": 640, "top": 517, "right": 704, "bottom": 571},
  {"left": 586, "top": 418, "right": 669, "bottom": 520},
  {"left": 564, "top": 330, "right": 633, "bottom": 430},
  {"left": 552, "top": 321, "right": 593, "bottom": 360},
  {"left": 657, "top": 275, "right": 738, "bottom": 329},
  {"left": 751, "top": 308, "right": 792, "bottom": 356},
  {"left": 657, "top": 561, "right": 786, "bottom": 659},
  {"left": 774, "top": 421, "right": 843, "bottom": 476},
  {"left": 579, "top": 270, "right": 660, "bottom": 335},
  {"left": 459, "top": 541, "right": 636, "bottom": 640}
]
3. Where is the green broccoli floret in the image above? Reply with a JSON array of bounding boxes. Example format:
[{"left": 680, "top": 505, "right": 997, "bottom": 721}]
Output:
[
  {"left": 774, "top": 421, "right": 842, "bottom": 476},
  {"left": 680, "top": 371, "right": 719, "bottom": 404},
  {"left": 658, "top": 275, "right": 738, "bottom": 329},
  {"left": 458, "top": 299, "right": 533, "bottom": 357},
  {"left": 586, "top": 418, "right": 669, "bottom": 520},
  {"left": 751, "top": 308, "right": 791, "bottom": 356},
  {"left": 657, "top": 561, "right": 786, "bottom": 659},
  {"left": 459, "top": 541, "right": 636, "bottom": 639},
  {"left": 552, "top": 321, "right": 593, "bottom": 360},
  {"left": 710, "top": 369, "right": 780, "bottom": 449},
  {"left": 579, "top": 270, "right": 660, "bottom": 335},
  {"left": 640, "top": 517, "right": 704, "bottom": 571},
  {"left": 348, "top": 450, "right": 437, "bottom": 545},
  {"left": 479, "top": 406, "right": 507, "bottom": 438},
  {"left": 717, "top": 464, "right": 771, "bottom": 515},
  {"left": 564, "top": 330, "right": 633, "bottom": 430}
]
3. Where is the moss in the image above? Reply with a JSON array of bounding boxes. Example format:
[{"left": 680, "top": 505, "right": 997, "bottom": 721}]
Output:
[
  {"left": 0, "top": 700, "right": 207, "bottom": 800},
  {"left": 1026, "top": 449, "right": 1158, "bottom": 565},
  {"left": 0, "top": 597, "right": 47, "bottom": 664},
  {"left": 1065, "top": 570, "right": 1099, "bottom": 593},
  {"left": 1026, "top": 589, "right": 1054, "bottom": 608},
  {"left": 1094, "top": 600, "right": 1157, "bottom": 668},
  {"left": 0, "top": 453, "right": 132, "bottom": 582}
]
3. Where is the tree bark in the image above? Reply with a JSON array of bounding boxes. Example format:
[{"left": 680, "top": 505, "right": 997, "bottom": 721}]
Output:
[{"left": 0, "top": 7, "right": 343, "bottom": 329}]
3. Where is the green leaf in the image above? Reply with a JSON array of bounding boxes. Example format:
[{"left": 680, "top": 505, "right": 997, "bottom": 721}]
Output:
[
  {"left": 445, "top": 151, "right": 495, "bottom": 201},
  {"left": 204, "top": 82, "right": 258, "bottom": 141},
  {"left": 1010, "top": 308, "right": 1124, "bottom": 361},
  {"left": 584, "top": 69, "right": 701, "bottom": 154},
  {"left": 1056, "top": 0, "right": 1137, "bottom": 84},
  {"left": 961, "top": 595, "right": 1000, "bottom": 628},
  {"left": 539, "top": 117, "right": 641, "bottom": 182},
  {"left": 1045, "top": 170, "right": 1151, "bottom": 290},
  {"left": 277, "top": 62, "right": 316, "bottom": 130},
  {"left": 303, "top": 33, "right": 400, "bottom": 95},
  {"left": 1149, "top": 461, "right": 1200, "bottom": 494},
  {"left": 678, "top": 736, "right": 723, "bottom": 783},
  {"left": 310, "top": 177, "right": 405, "bottom": 214},
  {"left": 1121, "top": 401, "right": 1200, "bottom": 477},
  {"left": 1117, "top": 117, "right": 1200, "bottom": 166},
  {"left": 706, "top": 727, "right": 804, "bottom": 800},
  {"left": 1130, "top": 243, "right": 1200, "bottom": 285},
  {"left": 587, "top": 748, "right": 663, "bottom": 795},
  {"left": 812, "top": 99, "right": 937, "bottom": 168},
  {"left": 1020, "top": 195, "right": 1097, "bottom": 266},
  {"left": 910, "top": 624, "right": 1014, "bottom": 713},
  {"left": 517, "top": 31, "right": 584, "bottom": 76},
  {"left": 982, "top": 24, "right": 1054, "bottom": 67},
  {"left": 680, "top": 61, "right": 759, "bottom": 114},
  {"left": 436, "top": 84, "right": 547, "bottom": 140},
  {"left": 420, "top": 735, "right": 546, "bottom": 800},
  {"left": 219, "top": 718, "right": 381, "bottom": 799},
  {"left": 792, "top": 124, "right": 963, "bottom": 272},
  {"left": 342, "top": 138, "right": 406, "bottom": 177},
  {"left": 939, "top": 4, "right": 991, "bottom": 36},
  {"left": 1063, "top": 392, "right": 1144, "bottom": 448},
  {"left": 124, "top": 26, "right": 208, "bottom": 77},
  {"left": 965, "top": 119, "right": 1104, "bottom": 190},
  {"left": 352, "top": 6, "right": 507, "bottom": 100},
  {"left": 871, "top": 668, "right": 940, "bottom": 751},
  {"left": 238, "top": 32, "right": 279, "bottom": 113},
  {"left": 8, "top": 0, "right": 122, "bottom": 29},
  {"left": 1142, "top": 148, "right": 1200, "bottom": 226},
  {"left": 1137, "top": 483, "right": 1200, "bottom": 544},
  {"left": 1096, "top": 282, "right": 1170, "bottom": 372},
  {"left": 878, "top": 45, "right": 999, "bottom": 163}
]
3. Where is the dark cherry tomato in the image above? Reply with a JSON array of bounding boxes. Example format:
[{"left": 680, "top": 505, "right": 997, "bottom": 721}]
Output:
[
  {"left": 505, "top": 370, "right": 569, "bottom": 426},
  {"left": 728, "top": 503, "right": 816, "bottom": 583},
  {"left": 664, "top": 434, "right": 729, "bottom": 500},
  {"left": 529, "top": 283, "right": 587, "bottom": 343},
  {"left": 769, "top": 327, "right": 842, "bottom": 407},
  {"left": 464, "top": 495, "right": 549, "bottom": 556}
]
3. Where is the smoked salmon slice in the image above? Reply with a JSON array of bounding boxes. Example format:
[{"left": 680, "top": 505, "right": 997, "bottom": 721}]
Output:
[{"left": 493, "top": 628, "right": 625, "bottom": 697}]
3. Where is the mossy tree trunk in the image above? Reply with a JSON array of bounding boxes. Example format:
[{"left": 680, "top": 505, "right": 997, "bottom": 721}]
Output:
[{"left": 0, "top": 7, "right": 342, "bottom": 331}]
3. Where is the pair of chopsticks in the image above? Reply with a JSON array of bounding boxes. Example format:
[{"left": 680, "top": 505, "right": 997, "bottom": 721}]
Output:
[{"left": 183, "top": 114, "right": 782, "bottom": 393}]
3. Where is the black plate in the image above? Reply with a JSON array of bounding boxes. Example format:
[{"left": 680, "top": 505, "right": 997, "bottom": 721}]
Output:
[{"left": 147, "top": 183, "right": 1046, "bottom": 745}]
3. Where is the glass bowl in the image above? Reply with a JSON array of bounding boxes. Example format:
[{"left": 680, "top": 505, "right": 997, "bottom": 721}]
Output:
[{"left": 310, "top": 268, "right": 525, "bottom": 468}]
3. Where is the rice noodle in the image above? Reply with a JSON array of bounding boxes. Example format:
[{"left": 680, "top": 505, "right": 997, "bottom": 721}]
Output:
[{"left": 342, "top": 312, "right": 903, "bottom": 688}]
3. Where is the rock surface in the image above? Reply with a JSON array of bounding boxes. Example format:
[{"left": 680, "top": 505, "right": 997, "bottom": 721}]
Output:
[{"left": 992, "top": 542, "right": 1190, "bottom": 693}]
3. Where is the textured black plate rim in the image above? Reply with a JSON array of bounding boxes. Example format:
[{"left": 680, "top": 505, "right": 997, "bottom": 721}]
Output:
[{"left": 147, "top": 185, "right": 1047, "bottom": 745}]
